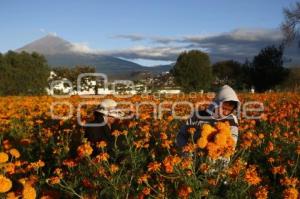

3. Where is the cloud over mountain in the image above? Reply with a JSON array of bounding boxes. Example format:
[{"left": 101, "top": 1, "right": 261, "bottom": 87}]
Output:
[{"left": 108, "top": 28, "right": 300, "bottom": 64}]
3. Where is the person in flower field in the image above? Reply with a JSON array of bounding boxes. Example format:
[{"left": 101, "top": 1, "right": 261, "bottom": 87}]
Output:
[
  {"left": 176, "top": 85, "right": 240, "bottom": 154},
  {"left": 84, "top": 99, "right": 126, "bottom": 156}
]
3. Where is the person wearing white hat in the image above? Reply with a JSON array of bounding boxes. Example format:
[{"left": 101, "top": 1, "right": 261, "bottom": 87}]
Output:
[{"left": 84, "top": 99, "right": 126, "bottom": 155}]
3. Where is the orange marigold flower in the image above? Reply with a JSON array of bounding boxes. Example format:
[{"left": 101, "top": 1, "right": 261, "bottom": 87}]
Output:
[
  {"left": 206, "top": 143, "right": 222, "bottom": 160},
  {"left": 255, "top": 186, "right": 268, "bottom": 199},
  {"left": 201, "top": 123, "right": 216, "bottom": 137},
  {"left": 282, "top": 188, "right": 298, "bottom": 199},
  {"left": 161, "top": 140, "right": 173, "bottom": 149},
  {"left": 95, "top": 152, "right": 110, "bottom": 162},
  {"left": 280, "top": 177, "right": 299, "bottom": 188},
  {"left": 271, "top": 166, "right": 286, "bottom": 175},
  {"left": 0, "top": 152, "right": 9, "bottom": 163},
  {"left": 62, "top": 159, "right": 77, "bottom": 168},
  {"left": 147, "top": 161, "right": 161, "bottom": 172},
  {"left": 6, "top": 192, "right": 18, "bottom": 199},
  {"left": 227, "top": 159, "right": 246, "bottom": 179},
  {"left": 0, "top": 175, "right": 12, "bottom": 193},
  {"left": 214, "top": 132, "right": 227, "bottom": 146},
  {"left": 181, "top": 158, "right": 193, "bottom": 170},
  {"left": 207, "top": 178, "right": 217, "bottom": 186},
  {"left": 4, "top": 163, "right": 15, "bottom": 174},
  {"left": 264, "top": 141, "right": 274, "bottom": 155},
  {"left": 142, "top": 187, "right": 151, "bottom": 195},
  {"left": 110, "top": 164, "right": 119, "bottom": 174},
  {"left": 188, "top": 127, "right": 196, "bottom": 135},
  {"left": 244, "top": 165, "right": 261, "bottom": 185},
  {"left": 163, "top": 155, "right": 181, "bottom": 173},
  {"left": 2, "top": 140, "right": 12, "bottom": 150},
  {"left": 121, "top": 130, "right": 128, "bottom": 136},
  {"left": 178, "top": 185, "right": 192, "bottom": 199},
  {"left": 22, "top": 184, "right": 36, "bottom": 199},
  {"left": 77, "top": 143, "right": 93, "bottom": 157},
  {"left": 96, "top": 141, "right": 107, "bottom": 149},
  {"left": 197, "top": 137, "right": 208, "bottom": 149},
  {"left": 112, "top": 130, "right": 122, "bottom": 137},
  {"left": 9, "top": 148, "right": 21, "bottom": 158},
  {"left": 47, "top": 177, "right": 61, "bottom": 185},
  {"left": 137, "top": 174, "right": 150, "bottom": 184},
  {"left": 267, "top": 157, "right": 275, "bottom": 164},
  {"left": 160, "top": 132, "right": 168, "bottom": 140}
]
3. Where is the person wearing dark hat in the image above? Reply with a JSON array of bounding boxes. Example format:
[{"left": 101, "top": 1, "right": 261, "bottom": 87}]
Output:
[{"left": 84, "top": 99, "right": 126, "bottom": 156}]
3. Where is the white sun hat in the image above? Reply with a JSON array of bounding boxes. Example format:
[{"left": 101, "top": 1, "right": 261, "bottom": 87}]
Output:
[{"left": 95, "top": 99, "right": 125, "bottom": 118}]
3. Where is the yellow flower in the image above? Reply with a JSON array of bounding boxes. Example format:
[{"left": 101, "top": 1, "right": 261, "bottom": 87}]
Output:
[
  {"left": 22, "top": 184, "right": 36, "bottom": 199},
  {"left": 9, "top": 148, "right": 21, "bottom": 158},
  {"left": 197, "top": 137, "right": 208, "bottom": 148},
  {"left": 0, "top": 175, "right": 12, "bottom": 193},
  {"left": 201, "top": 124, "right": 216, "bottom": 137},
  {"left": 6, "top": 192, "right": 18, "bottom": 199},
  {"left": 0, "top": 152, "right": 9, "bottom": 163},
  {"left": 214, "top": 132, "right": 227, "bottom": 146}
]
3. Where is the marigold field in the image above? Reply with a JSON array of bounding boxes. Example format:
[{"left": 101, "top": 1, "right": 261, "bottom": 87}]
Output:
[{"left": 0, "top": 93, "right": 299, "bottom": 199}]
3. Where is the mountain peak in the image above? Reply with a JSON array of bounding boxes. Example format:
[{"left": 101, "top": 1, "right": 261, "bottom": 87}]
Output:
[{"left": 16, "top": 34, "right": 73, "bottom": 55}]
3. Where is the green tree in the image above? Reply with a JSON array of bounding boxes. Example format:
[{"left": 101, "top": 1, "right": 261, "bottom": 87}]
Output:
[
  {"left": 171, "top": 50, "right": 213, "bottom": 92},
  {"left": 250, "top": 45, "right": 289, "bottom": 92},
  {"left": 212, "top": 60, "right": 249, "bottom": 89},
  {"left": 0, "top": 51, "right": 50, "bottom": 95}
]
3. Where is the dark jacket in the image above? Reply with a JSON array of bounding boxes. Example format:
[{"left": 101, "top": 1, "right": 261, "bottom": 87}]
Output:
[{"left": 84, "top": 111, "right": 124, "bottom": 156}]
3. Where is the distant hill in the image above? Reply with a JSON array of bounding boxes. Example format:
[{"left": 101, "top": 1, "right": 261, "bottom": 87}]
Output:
[{"left": 16, "top": 34, "right": 172, "bottom": 80}]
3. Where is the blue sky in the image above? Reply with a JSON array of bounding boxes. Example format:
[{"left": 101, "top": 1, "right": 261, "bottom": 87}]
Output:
[{"left": 0, "top": 0, "right": 299, "bottom": 65}]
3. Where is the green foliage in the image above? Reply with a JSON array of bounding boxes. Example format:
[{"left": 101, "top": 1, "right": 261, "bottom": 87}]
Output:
[
  {"left": 171, "top": 50, "right": 213, "bottom": 92},
  {"left": 0, "top": 51, "right": 50, "bottom": 95},
  {"left": 212, "top": 60, "right": 250, "bottom": 90},
  {"left": 250, "top": 45, "right": 290, "bottom": 92}
]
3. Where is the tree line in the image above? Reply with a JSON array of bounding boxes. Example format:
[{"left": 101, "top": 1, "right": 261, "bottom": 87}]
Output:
[
  {"left": 0, "top": 51, "right": 50, "bottom": 95},
  {"left": 0, "top": 46, "right": 299, "bottom": 96},
  {"left": 171, "top": 45, "right": 299, "bottom": 92}
]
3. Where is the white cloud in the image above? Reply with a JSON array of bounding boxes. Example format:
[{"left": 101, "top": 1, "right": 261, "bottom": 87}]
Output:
[
  {"left": 49, "top": 32, "right": 58, "bottom": 37},
  {"left": 70, "top": 42, "right": 95, "bottom": 53}
]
